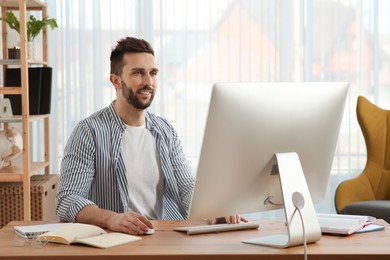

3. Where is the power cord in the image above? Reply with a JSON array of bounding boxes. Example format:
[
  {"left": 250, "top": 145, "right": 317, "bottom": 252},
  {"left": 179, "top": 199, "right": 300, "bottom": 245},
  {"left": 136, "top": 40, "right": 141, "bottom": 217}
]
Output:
[{"left": 295, "top": 206, "right": 307, "bottom": 260}]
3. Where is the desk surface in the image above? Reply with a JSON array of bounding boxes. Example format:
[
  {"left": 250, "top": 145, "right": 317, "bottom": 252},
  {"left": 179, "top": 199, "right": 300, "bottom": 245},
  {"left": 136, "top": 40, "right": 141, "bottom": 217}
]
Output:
[{"left": 0, "top": 219, "right": 389, "bottom": 260}]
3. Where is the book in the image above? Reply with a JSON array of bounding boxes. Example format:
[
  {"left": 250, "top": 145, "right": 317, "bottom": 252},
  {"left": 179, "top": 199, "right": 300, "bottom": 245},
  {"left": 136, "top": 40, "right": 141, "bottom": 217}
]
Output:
[
  {"left": 317, "top": 213, "right": 383, "bottom": 235},
  {"left": 36, "top": 223, "right": 141, "bottom": 249},
  {"left": 14, "top": 223, "right": 73, "bottom": 238}
]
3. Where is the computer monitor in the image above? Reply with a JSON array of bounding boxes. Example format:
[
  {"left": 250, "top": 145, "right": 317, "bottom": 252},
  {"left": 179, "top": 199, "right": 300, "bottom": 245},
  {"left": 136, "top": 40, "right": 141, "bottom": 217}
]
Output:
[{"left": 188, "top": 82, "right": 349, "bottom": 248}]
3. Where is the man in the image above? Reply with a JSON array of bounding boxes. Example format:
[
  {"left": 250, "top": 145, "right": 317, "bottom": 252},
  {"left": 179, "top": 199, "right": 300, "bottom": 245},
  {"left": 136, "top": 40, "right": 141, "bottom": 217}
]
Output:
[{"left": 56, "top": 37, "right": 245, "bottom": 236}]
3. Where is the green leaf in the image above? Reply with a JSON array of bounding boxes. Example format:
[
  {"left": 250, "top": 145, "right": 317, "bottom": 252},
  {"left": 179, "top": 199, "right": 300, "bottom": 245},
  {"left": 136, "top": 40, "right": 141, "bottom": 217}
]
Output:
[
  {"left": 1, "top": 11, "right": 20, "bottom": 33},
  {"left": 1, "top": 11, "right": 58, "bottom": 42}
]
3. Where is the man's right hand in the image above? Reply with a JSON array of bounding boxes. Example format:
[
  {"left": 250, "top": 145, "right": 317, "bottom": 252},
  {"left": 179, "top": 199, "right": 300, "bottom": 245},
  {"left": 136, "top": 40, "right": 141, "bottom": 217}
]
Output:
[
  {"left": 108, "top": 211, "right": 154, "bottom": 235},
  {"left": 76, "top": 205, "right": 153, "bottom": 236}
]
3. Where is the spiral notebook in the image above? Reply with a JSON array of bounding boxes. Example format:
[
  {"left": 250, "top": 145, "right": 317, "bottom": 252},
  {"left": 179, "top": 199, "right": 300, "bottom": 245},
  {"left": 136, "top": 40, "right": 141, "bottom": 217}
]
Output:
[{"left": 14, "top": 223, "right": 72, "bottom": 238}]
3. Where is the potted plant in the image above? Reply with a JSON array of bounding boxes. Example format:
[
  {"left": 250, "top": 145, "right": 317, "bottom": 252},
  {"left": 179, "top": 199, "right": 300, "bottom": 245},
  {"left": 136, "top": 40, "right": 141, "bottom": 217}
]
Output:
[
  {"left": 1, "top": 11, "right": 58, "bottom": 59},
  {"left": 2, "top": 11, "right": 58, "bottom": 42}
]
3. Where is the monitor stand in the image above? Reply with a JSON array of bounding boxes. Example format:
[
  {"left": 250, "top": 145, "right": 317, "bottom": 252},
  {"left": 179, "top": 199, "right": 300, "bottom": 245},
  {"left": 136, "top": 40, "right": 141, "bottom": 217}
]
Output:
[{"left": 242, "top": 152, "right": 321, "bottom": 248}]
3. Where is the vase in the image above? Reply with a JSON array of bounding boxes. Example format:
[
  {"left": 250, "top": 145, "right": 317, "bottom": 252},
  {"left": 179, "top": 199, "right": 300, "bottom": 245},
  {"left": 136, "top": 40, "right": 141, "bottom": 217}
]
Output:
[{"left": 27, "top": 40, "right": 42, "bottom": 61}]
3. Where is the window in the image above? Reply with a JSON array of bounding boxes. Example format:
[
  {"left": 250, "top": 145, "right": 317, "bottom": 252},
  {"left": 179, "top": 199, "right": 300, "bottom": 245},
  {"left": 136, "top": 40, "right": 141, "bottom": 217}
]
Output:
[{"left": 46, "top": 0, "right": 390, "bottom": 213}]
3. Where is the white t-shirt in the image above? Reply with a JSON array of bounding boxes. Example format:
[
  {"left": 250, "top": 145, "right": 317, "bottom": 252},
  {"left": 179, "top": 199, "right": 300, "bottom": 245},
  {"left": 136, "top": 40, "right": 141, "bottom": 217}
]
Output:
[{"left": 121, "top": 123, "right": 163, "bottom": 220}]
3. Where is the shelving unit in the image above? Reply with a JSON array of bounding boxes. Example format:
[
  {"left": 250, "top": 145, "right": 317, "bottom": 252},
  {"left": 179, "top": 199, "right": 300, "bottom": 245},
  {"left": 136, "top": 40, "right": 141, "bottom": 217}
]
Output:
[{"left": 0, "top": 0, "right": 50, "bottom": 221}]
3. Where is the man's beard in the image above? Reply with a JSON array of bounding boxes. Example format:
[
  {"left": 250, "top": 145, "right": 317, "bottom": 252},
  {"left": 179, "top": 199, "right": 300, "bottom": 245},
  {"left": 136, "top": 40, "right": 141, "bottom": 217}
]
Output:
[{"left": 121, "top": 81, "right": 155, "bottom": 110}]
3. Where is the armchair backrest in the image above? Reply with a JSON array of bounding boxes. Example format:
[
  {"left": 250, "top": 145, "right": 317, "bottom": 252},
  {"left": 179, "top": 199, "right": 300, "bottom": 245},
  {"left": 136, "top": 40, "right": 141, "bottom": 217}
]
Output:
[
  {"left": 357, "top": 96, "right": 390, "bottom": 200},
  {"left": 335, "top": 96, "right": 390, "bottom": 213}
]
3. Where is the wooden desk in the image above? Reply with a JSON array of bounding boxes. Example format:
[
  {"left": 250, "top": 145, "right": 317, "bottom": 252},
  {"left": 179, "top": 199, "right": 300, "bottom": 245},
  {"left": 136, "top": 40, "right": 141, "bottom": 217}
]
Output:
[{"left": 0, "top": 219, "right": 389, "bottom": 260}]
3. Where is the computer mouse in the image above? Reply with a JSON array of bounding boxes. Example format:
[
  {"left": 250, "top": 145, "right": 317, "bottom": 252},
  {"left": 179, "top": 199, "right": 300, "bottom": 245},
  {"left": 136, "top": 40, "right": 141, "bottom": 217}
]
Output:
[{"left": 145, "top": 228, "right": 155, "bottom": 235}]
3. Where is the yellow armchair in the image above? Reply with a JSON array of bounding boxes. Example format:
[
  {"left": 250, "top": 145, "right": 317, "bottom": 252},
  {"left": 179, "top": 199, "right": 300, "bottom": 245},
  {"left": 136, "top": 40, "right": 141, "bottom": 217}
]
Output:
[{"left": 335, "top": 96, "right": 390, "bottom": 222}]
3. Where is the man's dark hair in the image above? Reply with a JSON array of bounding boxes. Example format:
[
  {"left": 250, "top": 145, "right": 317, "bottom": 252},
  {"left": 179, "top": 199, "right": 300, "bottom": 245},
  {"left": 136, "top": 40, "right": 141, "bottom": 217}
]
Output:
[{"left": 110, "top": 37, "right": 154, "bottom": 75}]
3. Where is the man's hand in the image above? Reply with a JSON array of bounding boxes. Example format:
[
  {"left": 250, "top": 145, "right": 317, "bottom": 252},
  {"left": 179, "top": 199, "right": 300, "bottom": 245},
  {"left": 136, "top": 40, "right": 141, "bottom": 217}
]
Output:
[
  {"left": 76, "top": 205, "right": 153, "bottom": 235},
  {"left": 208, "top": 215, "right": 249, "bottom": 225},
  {"left": 108, "top": 211, "right": 154, "bottom": 235}
]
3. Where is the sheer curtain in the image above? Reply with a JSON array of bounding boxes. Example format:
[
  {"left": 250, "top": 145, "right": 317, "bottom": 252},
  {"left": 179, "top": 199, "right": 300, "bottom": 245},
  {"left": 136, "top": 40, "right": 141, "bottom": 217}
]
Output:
[{"left": 45, "top": 0, "right": 390, "bottom": 214}]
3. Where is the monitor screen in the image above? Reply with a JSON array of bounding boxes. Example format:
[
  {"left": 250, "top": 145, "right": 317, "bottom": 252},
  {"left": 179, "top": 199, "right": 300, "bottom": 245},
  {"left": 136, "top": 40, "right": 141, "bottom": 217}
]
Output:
[{"left": 189, "top": 82, "right": 349, "bottom": 220}]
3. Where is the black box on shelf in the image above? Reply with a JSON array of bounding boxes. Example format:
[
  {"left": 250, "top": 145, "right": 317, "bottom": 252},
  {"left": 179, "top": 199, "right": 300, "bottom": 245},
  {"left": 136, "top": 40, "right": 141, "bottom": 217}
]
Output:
[
  {"left": 0, "top": 174, "right": 59, "bottom": 228},
  {"left": 3, "top": 67, "right": 53, "bottom": 115},
  {"left": 39, "top": 67, "right": 53, "bottom": 114}
]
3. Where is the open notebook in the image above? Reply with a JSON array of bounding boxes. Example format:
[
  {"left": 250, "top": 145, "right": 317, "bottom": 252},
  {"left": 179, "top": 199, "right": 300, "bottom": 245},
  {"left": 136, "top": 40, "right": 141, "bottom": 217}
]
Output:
[
  {"left": 36, "top": 223, "right": 141, "bottom": 248},
  {"left": 15, "top": 223, "right": 141, "bottom": 248}
]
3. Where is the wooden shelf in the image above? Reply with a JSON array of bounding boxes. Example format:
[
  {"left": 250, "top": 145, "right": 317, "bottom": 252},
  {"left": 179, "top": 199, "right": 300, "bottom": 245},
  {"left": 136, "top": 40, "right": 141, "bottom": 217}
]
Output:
[
  {"left": 0, "top": 114, "right": 49, "bottom": 123},
  {"left": 0, "top": 0, "right": 51, "bottom": 221},
  {"left": 0, "top": 86, "right": 22, "bottom": 94},
  {"left": 0, "top": 59, "right": 48, "bottom": 66},
  {"left": 0, "top": 0, "right": 46, "bottom": 8},
  {"left": 0, "top": 161, "right": 50, "bottom": 182}
]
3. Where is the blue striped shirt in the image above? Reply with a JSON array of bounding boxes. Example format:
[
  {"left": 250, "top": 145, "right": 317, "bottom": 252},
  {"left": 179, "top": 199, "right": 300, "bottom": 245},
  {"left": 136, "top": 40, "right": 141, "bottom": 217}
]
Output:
[{"left": 56, "top": 102, "right": 195, "bottom": 222}]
